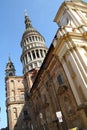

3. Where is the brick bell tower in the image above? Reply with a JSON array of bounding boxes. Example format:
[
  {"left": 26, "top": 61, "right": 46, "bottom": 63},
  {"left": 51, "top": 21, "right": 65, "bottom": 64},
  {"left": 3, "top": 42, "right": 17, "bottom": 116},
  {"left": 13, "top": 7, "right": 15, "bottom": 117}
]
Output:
[{"left": 5, "top": 57, "right": 25, "bottom": 130}]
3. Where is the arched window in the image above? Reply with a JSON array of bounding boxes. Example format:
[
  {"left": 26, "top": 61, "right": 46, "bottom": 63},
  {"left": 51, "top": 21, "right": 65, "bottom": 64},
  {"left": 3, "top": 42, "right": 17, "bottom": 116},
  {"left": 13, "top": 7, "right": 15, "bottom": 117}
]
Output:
[
  {"left": 29, "top": 37, "right": 32, "bottom": 42},
  {"left": 36, "top": 50, "right": 40, "bottom": 58},
  {"left": 9, "top": 72, "right": 13, "bottom": 76},
  {"left": 32, "top": 50, "right": 36, "bottom": 59},
  {"left": 40, "top": 49, "right": 43, "bottom": 57}
]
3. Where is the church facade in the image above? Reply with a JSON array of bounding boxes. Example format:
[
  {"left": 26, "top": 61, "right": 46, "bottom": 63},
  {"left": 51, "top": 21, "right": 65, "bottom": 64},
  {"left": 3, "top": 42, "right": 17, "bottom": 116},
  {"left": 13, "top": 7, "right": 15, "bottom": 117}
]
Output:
[{"left": 5, "top": 0, "right": 87, "bottom": 130}]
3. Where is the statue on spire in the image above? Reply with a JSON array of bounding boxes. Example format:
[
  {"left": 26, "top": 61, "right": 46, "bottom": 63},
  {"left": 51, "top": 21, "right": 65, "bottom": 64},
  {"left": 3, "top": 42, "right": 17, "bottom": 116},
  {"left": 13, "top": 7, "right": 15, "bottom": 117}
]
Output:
[{"left": 24, "top": 10, "right": 32, "bottom": 29}]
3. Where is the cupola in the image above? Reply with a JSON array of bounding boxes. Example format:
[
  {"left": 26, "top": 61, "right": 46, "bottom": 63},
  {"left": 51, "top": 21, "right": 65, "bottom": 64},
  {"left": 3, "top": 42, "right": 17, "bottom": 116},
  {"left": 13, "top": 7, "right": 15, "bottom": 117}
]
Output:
[
  {"left": 5, "top": 57, "right": 16, "bottom": 77},
  {"left": 20, "top": 11, "right": 48, "bottom": 74}
]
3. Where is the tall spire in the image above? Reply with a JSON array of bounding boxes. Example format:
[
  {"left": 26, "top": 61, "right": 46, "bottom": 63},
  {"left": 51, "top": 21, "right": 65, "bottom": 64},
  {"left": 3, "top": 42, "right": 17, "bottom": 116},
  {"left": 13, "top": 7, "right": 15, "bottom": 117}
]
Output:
[
  {"left": 8, "top": 54, "right": 11, "bottom": 63},
  {"left": 21, "top": 11, "right": 48, "bottom": 74},
  {"left": 24, "top": 10, "right": 32, "bottom": 29}
]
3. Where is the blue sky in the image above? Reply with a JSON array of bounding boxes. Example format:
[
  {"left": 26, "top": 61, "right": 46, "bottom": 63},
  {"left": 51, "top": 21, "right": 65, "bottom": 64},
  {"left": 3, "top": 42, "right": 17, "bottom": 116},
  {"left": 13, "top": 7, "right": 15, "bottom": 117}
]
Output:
[{"left": 0, "top": 0, "right": 87, "bottom": 129}]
